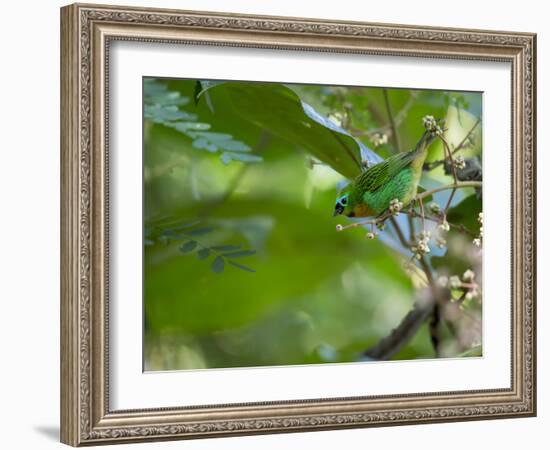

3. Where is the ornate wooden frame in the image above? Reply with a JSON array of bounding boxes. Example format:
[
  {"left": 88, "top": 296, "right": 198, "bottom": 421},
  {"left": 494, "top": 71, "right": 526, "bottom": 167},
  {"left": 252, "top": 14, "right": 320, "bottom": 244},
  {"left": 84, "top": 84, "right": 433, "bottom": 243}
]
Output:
[{"left": 60, "top": 3, "right": 536, "bottom": 446}]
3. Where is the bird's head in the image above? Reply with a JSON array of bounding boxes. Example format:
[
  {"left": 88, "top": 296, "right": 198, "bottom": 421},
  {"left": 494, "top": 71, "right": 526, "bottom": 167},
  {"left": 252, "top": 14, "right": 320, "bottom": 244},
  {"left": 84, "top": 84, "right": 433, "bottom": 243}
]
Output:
[
  {"left": 334, "top": 185, "right": 374, "bottom": 218},
  {"left": 333, "top": 190, "right": 354, "bottom": 217}
]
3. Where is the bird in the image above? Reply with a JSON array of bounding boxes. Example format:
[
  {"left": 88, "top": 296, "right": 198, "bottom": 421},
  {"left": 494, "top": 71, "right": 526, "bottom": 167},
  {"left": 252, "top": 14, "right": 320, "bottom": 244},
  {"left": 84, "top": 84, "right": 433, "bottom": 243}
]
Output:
[{"left": 333, "top": 131, "right": 435, "bottom": 218}]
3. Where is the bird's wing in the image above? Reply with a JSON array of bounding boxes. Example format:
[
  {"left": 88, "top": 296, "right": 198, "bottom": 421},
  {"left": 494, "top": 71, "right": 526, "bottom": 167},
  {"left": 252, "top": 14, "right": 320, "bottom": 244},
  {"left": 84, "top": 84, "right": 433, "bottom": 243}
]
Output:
[{"left": 355, "top": 151, "right": 416, "bottom": 193}]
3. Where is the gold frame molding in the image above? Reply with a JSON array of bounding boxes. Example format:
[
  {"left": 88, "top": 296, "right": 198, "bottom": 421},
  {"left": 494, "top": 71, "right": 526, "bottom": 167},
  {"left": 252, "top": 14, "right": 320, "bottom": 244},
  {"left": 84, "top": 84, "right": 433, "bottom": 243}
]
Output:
[{"left": 60, "top": 3, "right": 536, "bottom": 446}]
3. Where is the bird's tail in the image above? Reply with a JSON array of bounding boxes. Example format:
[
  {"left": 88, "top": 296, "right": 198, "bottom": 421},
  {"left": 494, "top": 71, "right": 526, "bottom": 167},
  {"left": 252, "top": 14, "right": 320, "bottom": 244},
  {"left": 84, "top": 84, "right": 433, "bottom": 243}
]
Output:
[
  {"left": 406, "top": 129, "right": 436, "bottom": 172},
  {"left": 413, "top": 129, "right": 436, "bottom": 155}
]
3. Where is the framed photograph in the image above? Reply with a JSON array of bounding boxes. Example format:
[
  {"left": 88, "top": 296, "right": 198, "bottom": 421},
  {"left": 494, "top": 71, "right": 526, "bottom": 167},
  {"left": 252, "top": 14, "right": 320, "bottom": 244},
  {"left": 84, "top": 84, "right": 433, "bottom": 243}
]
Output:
[{"left": 60, "top": 3, "right": 536, "bottom": 446}]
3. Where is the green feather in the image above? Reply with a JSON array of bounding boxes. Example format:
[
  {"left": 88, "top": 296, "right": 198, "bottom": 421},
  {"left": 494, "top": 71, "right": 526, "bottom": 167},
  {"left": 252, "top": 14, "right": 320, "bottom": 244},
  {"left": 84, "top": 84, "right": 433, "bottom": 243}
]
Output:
[
  {"left": 355, "top": 150, "right": 419, "bottom": 193},
  {"left": 361, "top": 168, "right": 415, "bottom": 214},
  {"left": 337, "top": 131, "right": 433, "bottom": 217}
]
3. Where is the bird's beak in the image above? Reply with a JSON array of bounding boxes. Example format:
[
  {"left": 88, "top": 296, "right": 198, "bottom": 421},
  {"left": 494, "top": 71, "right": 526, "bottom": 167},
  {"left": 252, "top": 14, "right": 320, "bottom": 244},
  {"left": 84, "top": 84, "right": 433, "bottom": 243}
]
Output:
[{"left": 333, "top": 204, "right": 344, "bottom": 216}]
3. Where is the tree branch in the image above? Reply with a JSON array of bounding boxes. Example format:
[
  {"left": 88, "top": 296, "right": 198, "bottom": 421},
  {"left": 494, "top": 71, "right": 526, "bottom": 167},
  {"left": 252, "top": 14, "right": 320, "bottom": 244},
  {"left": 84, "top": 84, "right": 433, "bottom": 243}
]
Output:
[
  {"left": 198, "top": 131, "right": 271, "bottom": 218},
  {"left": 401, "top": 210, "right": 476, "bottom": 236},
  {"left": 423, "top": 118, "right": 481, "bottom": 171},
  {"left": 351, "top": 92, "right": 418, "bottom": 138},
  {"left": 416, "top": 181, "right": 482, "bottom": 202},
  {"left": 438, "top": 135, "right": 459, "bottom": 217},
  {"left": 429, "top": 303, "right": 442, "bottom": 357},
  {"left": 363, "top": 299, "right": 435, "bottom": 360},
  {"left": 361, "top": 114, "right": 482, "bottom": 361},
  {"left": 383, "top": 89, "right": 401, "bottom": 153}
]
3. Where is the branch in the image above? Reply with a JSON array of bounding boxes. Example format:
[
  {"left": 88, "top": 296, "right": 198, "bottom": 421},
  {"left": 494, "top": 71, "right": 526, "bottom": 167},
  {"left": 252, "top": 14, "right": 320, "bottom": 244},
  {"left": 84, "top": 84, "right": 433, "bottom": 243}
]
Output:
[
  {"left": 358, "top": 120, "right": 478, "bottom": 361},
  {"left": 363, "top": 299, "right": 434, "bottom": 360},
  {"left": 389, "top": 216, "right": 411, "bottom": 248},
  {"left": 383, "top": 89, "right": 401, "bottom": 153},
  {"left": 368, "top": 172, "right": 479, "bottom": 360},
  {"left": 351, "top": 92, "right": 418, "bottom": 138},
  {"left": 363, "top": 217, "right": 445, "bottom": 360},
  {"left": 438, "top": 135, "right": 459, "bottom": 217},
  {"left": 416, "top": 181, "right": 482, "bottom": 202},
  {"left": 423, "top": 118, "right": 481, "bottom": 171},
  {"left": 198, "top": 132, "right": 271, "bottom": 218},
  {"left": 401, "top": 210, "right": 476, "bottom": 236},
  {"left": 453, "top": 117, "right": 481, "bottom": 155},
  {"left": 429, "top": 303, "right": 442, "bottom": 357},
  {"left": 336, "top": 210, "right": 394, "bottom": 232}
]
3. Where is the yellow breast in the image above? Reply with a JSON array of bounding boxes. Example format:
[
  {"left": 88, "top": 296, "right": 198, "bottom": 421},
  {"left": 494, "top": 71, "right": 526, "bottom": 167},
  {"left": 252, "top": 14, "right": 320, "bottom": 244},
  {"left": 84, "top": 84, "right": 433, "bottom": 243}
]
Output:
[{"left": 352, "top": 203, "right": 376, "bottom": 218}]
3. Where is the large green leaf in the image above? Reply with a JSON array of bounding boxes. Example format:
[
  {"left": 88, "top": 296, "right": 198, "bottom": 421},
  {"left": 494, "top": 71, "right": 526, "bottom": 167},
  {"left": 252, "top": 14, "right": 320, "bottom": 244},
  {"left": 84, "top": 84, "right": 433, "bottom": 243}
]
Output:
[
  {"left": 144, "top": 199, "right": 412, "bottom": 335},
  {"left": 197, "top": 82, "right": 381, "bottom": 179},
  {"left": 446, "top": 194, "right": 482, "bottom": 234}
]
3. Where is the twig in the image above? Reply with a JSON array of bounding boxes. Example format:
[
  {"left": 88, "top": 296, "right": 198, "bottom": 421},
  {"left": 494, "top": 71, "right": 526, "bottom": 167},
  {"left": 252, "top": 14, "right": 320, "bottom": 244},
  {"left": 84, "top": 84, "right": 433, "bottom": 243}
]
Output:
[
  {"left": 423, "top": 118, "right": 481, "bottom": 171},
  {"left": 362, "top": 300, "right": 435, "bottom": 360},
  {"left": 197, "top": 132, "right": 270, "bottom": 218},
  {"left": 389, "top": 216, "right": 411, "bottom": 248},
  {"left": 405, "top": 225, "right": 443, "bottom": 358},
  {"left": 429, "top": 303, "right": 442, "bottom": 357},
  {"left": 336, "top": 210, "right": 394, "bottom": 231},
  {"left": 438, "top": 135, "right": 459, "bottom": 217},
  {"left": 383, "top": 89, "right": 401, "bottom": 153},
  {"left": 352, "top": 92, "right": 418, "bottom": 138},
  {"left": 360, "top": 116, "right": 482, "bottom": 361},
  {"left": 360, "top": 111, "right": 473, "bottom": 361},
  {"left": 391, "top": 92, "right": 419, "bottom": 130},
  {"left": 415, "top": 181, "right": 482, "bottom": 202},
  {"left": 407, "top": 213, "right": 416, "bottom": 244},
  {"left": 452, "top": 118, "right": 481, "bottom": 155},
  {"left": 454, "top": 118, "right": 481, "bottom": 152},
  {"left": 417, "top": 195, "right": 426, "bottom": 231},
  {"left": 402, "top": 210, "right": 476, "bottom": 236},
  {"left": 360, "top": 200, "right": 448, "bottom": 361},
  {"left": 417, "top": 253, "right": 445, "bottom": 357},
  {"left": 361, "top": 216, "right": 442, "bottom": 360}
]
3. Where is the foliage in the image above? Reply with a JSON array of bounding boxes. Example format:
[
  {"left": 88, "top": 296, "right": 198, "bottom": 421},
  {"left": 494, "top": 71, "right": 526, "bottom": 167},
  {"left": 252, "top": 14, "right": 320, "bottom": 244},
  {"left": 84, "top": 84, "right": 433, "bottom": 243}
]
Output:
[
  {"left": 143, "top": 77, "right": 482, "bottom": 370},
  {"left": 144, "top": 79, "right": 258, "bottom": 166}
]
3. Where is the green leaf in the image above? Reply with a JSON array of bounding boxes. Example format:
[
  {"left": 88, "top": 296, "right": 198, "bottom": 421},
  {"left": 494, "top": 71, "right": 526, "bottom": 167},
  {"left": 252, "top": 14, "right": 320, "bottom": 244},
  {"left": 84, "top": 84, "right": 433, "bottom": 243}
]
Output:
[
  {"left": 168, "top": 121, "right": 211, "bottom": 132},
  {"left": 160, "top": 229, "right": 179, "bottom": 238},
  {"left": 446, "top": 194, "right": 481, "bottom": 233},
  {"left": 216, "top": 140, "right": 251, "bottom": 152},
  {"left": 222, "top": 249, "right": 256, "bottom": 258},
  {"left": 192, "top": 138, "right": 218, "bottom": 152},
  {"left": 220, "top": 152, "right": 263, "bottom": 165},
  {"left": 179, "top": 241, "right": 198, "bottom": 253},
  {"left": 171, "top": 221, "right": 201, "bottom": 231},
  {"left": 228, "top": 260, "right": 256, "bottom": 273},
  {"left": 199, "top": 82, "right": 382, "bottom": 178},
  {"left": 186, "top": 227, "right": 214, "bottom": 236},
  {"left": 209, "top": 245, "right": 241, "bottom": 252},
  {"left": 146, "top": 90, "right": 190, "bottom": 107},
  {"left": 190, "top": 131, "right": 233, "bottom": 142},
  {"left": 194, "top": 80, "right": 220, "bottom": 112},
  {"left": 197, "top": 248, "right": 211, "bottom": 260},
  {"left": 189, "top": 131, "right": 252, "bottom": 158},
  {"left": 144, "top": 78, "right": 168, "bottom": 97},
  {"left": 194, "top": 80, "right": 223, "bottom": 102},
  {"left": 144, "top": 198, "right": 413, "bottom": 335},
  {"left": 211, "top": 256, "right": 225, "bottom": 273},
  {"left": 144, "top": 104, "right": 196, "bottom": 123}
]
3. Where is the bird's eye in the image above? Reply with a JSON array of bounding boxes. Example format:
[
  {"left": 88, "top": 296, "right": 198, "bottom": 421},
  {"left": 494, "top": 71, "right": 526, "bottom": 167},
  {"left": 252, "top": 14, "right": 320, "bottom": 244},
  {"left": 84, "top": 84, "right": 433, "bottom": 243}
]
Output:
[{"left": 340, "top": 197, "right": 348, "bottom": 206}]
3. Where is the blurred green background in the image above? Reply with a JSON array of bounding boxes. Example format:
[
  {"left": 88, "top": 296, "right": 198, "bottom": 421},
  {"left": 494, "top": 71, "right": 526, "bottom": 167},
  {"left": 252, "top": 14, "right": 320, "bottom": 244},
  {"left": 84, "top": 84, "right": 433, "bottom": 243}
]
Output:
[{"left": 143, "top": 78, "right": 482, "bottom": 371}]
